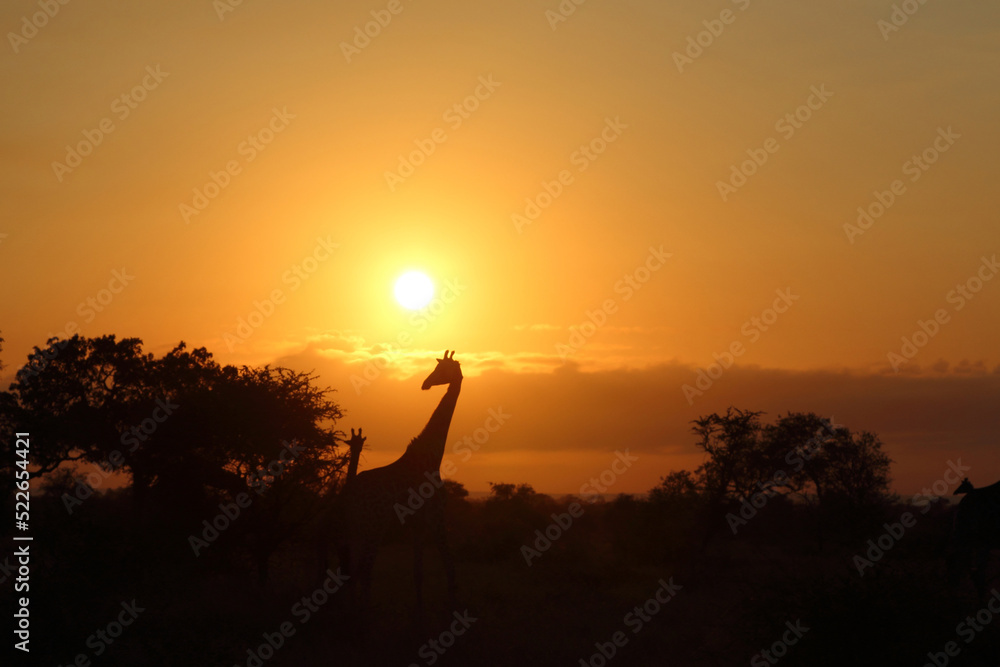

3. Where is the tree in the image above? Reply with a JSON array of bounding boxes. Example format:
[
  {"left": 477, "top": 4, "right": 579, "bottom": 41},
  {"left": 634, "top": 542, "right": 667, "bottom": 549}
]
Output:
[
  {"left": 487, "top": 482, "right": 544, "bottom": 506},
  {"left": 5, "top": 335, "right": 345, "bottom": 492},
  {"left": 686, "top": 408, "right": 892, "bottom": 510},
  {"left": 442, "top": 478, "right": 469, "bottom": 502},
  {"left": 648, "top": 470, "right": 702, "bottom": 507},
  {"left": 812, "top": 430, "right": 893, "bottom": 510},
  {"left": 7, "top": 335, "right": 154, "bottom": 476},
  {"left": 691, "top": 408, "right": 774, "bottom": 503},
  {"left": 1, "top": 335, "right": 348, "bottom": 576}
]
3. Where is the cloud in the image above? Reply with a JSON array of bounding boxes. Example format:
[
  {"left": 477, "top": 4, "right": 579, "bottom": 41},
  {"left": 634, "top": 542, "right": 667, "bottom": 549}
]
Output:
[
  {"left": 282, "top": 333, "right": 570, "bottom": 380},
  {"left": 512, "top": 324, "right": 560, "bottom": 332}
]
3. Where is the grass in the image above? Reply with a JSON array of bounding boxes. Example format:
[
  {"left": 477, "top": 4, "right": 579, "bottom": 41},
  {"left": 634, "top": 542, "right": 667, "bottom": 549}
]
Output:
[{"left": 10, "top": 492, "right": 1000, "bottom": 666}]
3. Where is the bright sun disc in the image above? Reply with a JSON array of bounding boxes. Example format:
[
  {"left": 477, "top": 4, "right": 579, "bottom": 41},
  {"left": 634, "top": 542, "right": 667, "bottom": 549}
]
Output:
[{"left": 394, "top": 271, "right": 434, "bottom": 310}]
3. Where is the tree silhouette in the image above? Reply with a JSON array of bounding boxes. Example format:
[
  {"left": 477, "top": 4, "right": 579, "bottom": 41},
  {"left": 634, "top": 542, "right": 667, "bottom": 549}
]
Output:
[
  {"left": 649, "top": 470, "right": 702, "bottom": 507},
  {"left": 692, "top": 407, "right": 770, "bottom": 504},
  {"left": 686, "top": 408, "right": 891, "bottom": 509},
  {"left": 8, "top": 335, "right": 153, "bottom": 477},
  {"left": 2, "top": 334, "right": 347, "bottom": 578}
]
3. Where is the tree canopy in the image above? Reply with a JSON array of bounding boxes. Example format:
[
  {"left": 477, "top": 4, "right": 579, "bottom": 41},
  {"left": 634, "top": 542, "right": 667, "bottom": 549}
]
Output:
[
  {"left": 1, "top": 335, "right": 347, "bottom": 516},
  {"left": 655, "top": 407, "right": 893, "bottom": 512}
]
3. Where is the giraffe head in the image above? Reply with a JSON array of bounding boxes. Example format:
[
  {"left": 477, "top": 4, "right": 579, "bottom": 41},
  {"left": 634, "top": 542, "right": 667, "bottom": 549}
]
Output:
[
  {"left": 421, "top": 350, "right": 462, "bottom": 390},
  {"left": 347, "top": 428, "right": 366, "bottom": 454},
  {"left": 955, "top": 478, "right": 974, "bottom": 495}
]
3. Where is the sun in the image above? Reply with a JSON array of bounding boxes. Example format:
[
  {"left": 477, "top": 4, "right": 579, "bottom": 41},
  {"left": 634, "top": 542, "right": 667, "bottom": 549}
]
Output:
[{"left": 394, "top": 271, "right": 434, "bottom": 310}]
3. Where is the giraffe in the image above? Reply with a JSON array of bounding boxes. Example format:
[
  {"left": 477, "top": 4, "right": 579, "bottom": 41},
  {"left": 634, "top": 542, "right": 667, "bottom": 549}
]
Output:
[
  {"left": 314, "top": 428, "right": 367, "bottom": 584},
  {"left": 949, "top": 477, "right": 1000, "bottom": 597},
  {"left": 339, "top": 350, "right": 462, "bottom": 615}
]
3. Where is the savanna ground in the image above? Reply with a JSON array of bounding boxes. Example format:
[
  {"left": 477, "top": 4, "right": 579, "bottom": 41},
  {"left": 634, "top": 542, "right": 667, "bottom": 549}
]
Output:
[{"left": 8, "top": 484, "right": 1000, "bottom": 667}]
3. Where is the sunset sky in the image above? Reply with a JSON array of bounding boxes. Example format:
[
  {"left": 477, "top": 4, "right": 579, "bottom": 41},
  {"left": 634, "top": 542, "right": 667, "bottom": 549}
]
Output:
[{"left": 2, "top": 0, "right": 998, "bottom": 495}]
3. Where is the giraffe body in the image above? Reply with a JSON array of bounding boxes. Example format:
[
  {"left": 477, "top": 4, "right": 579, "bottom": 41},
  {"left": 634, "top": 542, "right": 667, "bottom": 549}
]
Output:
[
  {"left": 950, "top": 478, "right": 1000, "bottom": 597},
  {"left": 339, "top": 351, "right": 462, "bottom": 613}
]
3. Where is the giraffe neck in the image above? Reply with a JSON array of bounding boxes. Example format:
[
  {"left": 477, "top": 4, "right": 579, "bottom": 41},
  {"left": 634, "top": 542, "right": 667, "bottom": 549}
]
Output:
[
  {"left": 402, "top": 378, "right": 462, "bottom": 474},
  {"left": 346, "top": 446, "right": 361, "bottom": 483}
]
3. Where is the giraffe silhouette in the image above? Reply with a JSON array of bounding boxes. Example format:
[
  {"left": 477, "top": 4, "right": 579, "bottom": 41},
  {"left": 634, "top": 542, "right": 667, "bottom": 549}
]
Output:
[
  {"left": 314, "top": 427, "right": 368, "bottom": 586},
  {"left": 339, "top": 350, "right": 462, "bottom": 616},
  {"left": 949, "top": 477, "right": 1000, "bottom": 597}
]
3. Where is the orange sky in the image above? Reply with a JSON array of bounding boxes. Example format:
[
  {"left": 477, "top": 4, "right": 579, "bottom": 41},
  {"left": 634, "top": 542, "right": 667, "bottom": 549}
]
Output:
[{"left": 2, "top": 0, "right": 999, "bottom": 494}]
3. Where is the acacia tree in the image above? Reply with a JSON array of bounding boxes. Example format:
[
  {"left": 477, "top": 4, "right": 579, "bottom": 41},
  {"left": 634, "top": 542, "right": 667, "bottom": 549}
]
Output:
[
  {"left": 671, "top": 408, "right": 892, "bottom": 511},
  {"left": 810, "top": 430, "right": 893, "bottom": 510},
  {"left": 648, "top": 470, "right": 702, "bottom": 507},
  {"left": 7, "top": 335, "right": 154, "bottom": 477},
  {"left": 184, "top": 363, "right": 346, "bottom": 579},
  {"left": 691, "top": 408, "right": 775, "bottom": 504},
  {"left": 2, "top": 335, "right": 348, "bottom": 575}
]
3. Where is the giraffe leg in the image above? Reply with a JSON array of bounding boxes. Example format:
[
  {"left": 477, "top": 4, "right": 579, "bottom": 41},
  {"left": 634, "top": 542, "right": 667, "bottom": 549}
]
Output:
[
  {"left": 257, "top": 552, "right": 269, "bottom": 587},
  {"left": 946, "top": 545, "right": 965, "bottom": 587},
  {"left": 432, "top": 523, "right": 457, "bottom": 608},
  {"left": 319, "top": 540, "right": 329, "bottom": 586},
  {"left": 413, "top": 526, "right": 425, "bottom": 616},
  {"left": 341, "top": 543, "right": 376, "bottom": 643},
  {"left": 359, "top": 545, "right": 376, "bottom": 613},
  {"left": 344, "top": 539, "right": 375, "bottom": 619},
  {"left": 972, "top": 547, "right": 990, "bottom": 600}
]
